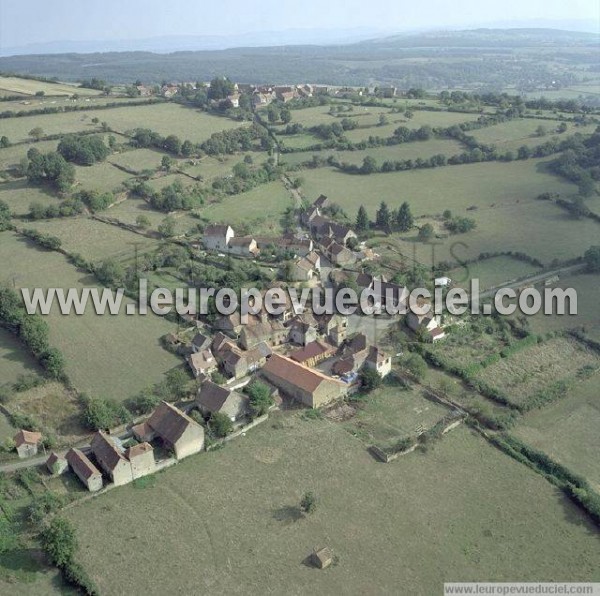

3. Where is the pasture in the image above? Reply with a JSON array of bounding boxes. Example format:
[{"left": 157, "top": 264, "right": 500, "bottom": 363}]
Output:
[
  {"left": 0, "top": 179, "right": 61, "bottom": 215},
  {"left": 65, "top": 418, "right": 600, "bottom": 595},
  {"left": 448, "top": 255, "right": 543, "bottom": 290},
  {"left": 282, "top": 138, "right": 464, "bottom": 168},
  {"left": 24, "top": 216, "right": 157, "bottom": 261},
  {"left": 0, "top": 139, "right": 58, "bottom": 171},
  {"left": 529, "top": 273, "right": 600, "bottom": 338},
  {"left": 108, "top": 148, "right": 166, "bottom": 173},
  {"left": 474, "top": 337, "right": 599, "bottom": 409},
  {"left": 0, "top": 231, "right": 180, "bottom": 401},
  {"left": 0, "top": 328, "right": 42, "bottom": 386},
  {"left": 199, "top": 180, "right": 293, "bottom": 235},
  {"left": 0, "top": 102, "right": 243, "bottom": 143},
  {"left": 470, "top": 118, "right": 598, "bottom": 152},
  {"left": 0, "top": 76, "right": 100, "bottom": 97},
  {"left": 74, "top": 162, "right": 133, "bottom": 192},
  {"left": 512, "top": 373, "right": 600, "bottom": 489}
]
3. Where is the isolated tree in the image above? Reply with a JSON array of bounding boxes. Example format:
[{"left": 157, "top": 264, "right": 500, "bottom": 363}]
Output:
[
  {"left": 29, "top": 127, "right": 44, "bottom": 142},
  {"left": 378, "top": 114, "right": 389, "bottom": 126},
  {"left": 136, "top": 214, "right": 151, "bottom": 229},
  {"left": 396, "top": 201, "right": 414, "bottom": 232},
  {"left": 361, "top": 155, "right": 378, "bottom": 175},
  {"left": 418, "top": 223, "right": 434, "bottom": 242},
  {"left": 280, "top": 108, "right": 292, "bottom": 124},
  {"left": 158, "top": 216, "right": 176, "bottom": 238},
  {"left": 375, "top": 201, "right": 391, "bottom": 232},
  {"left": 300, "top": 491, "right": 317, "bottom": 514},
  {"left": 41, "top": 517, "right": 77, "bottom": 568},
  {"left": 404, "top": 353, "right": 427, "bottom": 380},
  {"left": 355, "top": 205, "right": 370, "bottom": 234},
  {"left": 246, "top": 380, "right": 273, "bottom": 416},
  {"left": 209, "top": 412, "right": 233, "bottom": 438},
  {"left": 165, "top": 368, "right": 190, "bottom": 399},
  {"left": 0, "top": 136, "right": 9, "bottom": 148},
  {"left": 360, "top": 367, "right": 382, "bottom": 392},
  {"left": 161, "top": 155, "right": 173, "bottom": 172}
]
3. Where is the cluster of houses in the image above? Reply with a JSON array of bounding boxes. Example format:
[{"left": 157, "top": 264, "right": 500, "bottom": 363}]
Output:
[{"left": 43, "top": 401, "right": 205, "bottom": 492}]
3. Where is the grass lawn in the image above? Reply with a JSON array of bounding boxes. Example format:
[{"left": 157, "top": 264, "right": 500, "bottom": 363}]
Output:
[
  {"left": 0, "top": 231, "right": 180, "bottom": 401},
  {"left": 199, "top": 180, "right": 293, "bottom": 236},
  {"left": 343, "top": 383, "right": 450, "bottom": 449},
  {"left": 448, "top": 255, "right": 543, "bottom": 290},
  {"left": 474, "top": 337, "right": 599, "bottom": 408},
  {"left": 0, "top": 76, "right": 100, "bottom": 97},
  {"left": 0, "top": 179, "right": 62, "bottom": 216},
  {"left": 512, "top": 373, "right": 600, "bottom": 489},
  {"left": 25, "top": 216, "right": 157, "bottom": 261},
  {"left": 0, "top": 328, "right": 43, "bottom": 387},
  {"left": 65, "top": 418, "right": 600, "bottom": 595}
]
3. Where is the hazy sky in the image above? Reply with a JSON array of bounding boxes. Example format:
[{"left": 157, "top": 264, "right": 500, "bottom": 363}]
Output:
[{"left": 1, "top": 0, "right": 598, "bottom": 48}]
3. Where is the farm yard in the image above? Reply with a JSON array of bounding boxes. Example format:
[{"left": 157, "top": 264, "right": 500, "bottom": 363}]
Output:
[{"left": 64, "top": 416, "right": 600, "bottom": 595}]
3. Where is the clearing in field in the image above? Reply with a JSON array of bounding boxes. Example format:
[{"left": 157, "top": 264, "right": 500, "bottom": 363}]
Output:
[
  {"left": 73, "top": 162, "right": 133, "bottom": 192},
  {"left": 65, "top": 419, "right": 600, "bottom": 595},
  {"left": 474, "top": 337, "right": 599, "bottom": 409},
  {"left": 107, "top": 148, "right": 167, "bottom": 173},
  {"left": 0, "top": 232, "right": 180, "bottom": 401},
  {"left": 24, "top": 216, "right": 157, "bottom": 261},
  {"left": 512, "top": 373, "right": 600, "bottom": 489}
]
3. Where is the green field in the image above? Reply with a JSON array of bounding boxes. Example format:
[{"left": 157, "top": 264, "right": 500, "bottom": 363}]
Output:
[
  {"left": 342, "top": 383, "right": 450, "bottom": 449},
  {"left": 107, "top": 148, "right": 167, "bottom": 172},
  {"left": 448, "top": 255, "right": 543, "bottom": 290},
  {"left": 529, "top": 273, "right": 600, "bottom": 338},
  {"left": 0, "top": 75, "right": 100, "bottom": 97},
  {"left": 0, "top": 231, "right": 180, "bottom": 400},
  {"left": 73, "top": 162, "right": 133, "bottom": 192},
  {"left": 282, "top": 138, "right": 464, "bottom": 167},
  {"left": 25, "top": 216, "right": 157, "bottom": 261},
  {"left": 0, "top": 139, "right": 58, "bottom": 171},
  {"left": 0, "top": 328, "right": 43, "bottom": 385},
  {"left": 512, "top": 373, "right": 600, "bottom": 489},
  {"left": 0, "top": 102, "right": 244, "bottom": 143},
  {"left": 471, "top": 119, "right": 598, "bottom": 152},
  {"left": 474, "top": 337, "right": 599, "bottom": 408},
  {"left": 0, "top": 179, "right": 61, "bottom": 215},
  {"left": 65, "top": 418, "right": 600, "bottom": 595},
  {"left": 198, "top": 180, "right": 293, "bottom": 235}
]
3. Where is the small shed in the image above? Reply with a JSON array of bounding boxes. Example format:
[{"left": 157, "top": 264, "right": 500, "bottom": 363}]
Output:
[
  {"left": 14, "top": 430, "right": 43, "bottom": 459},
  {"left": 311, "top": 547, "right": 334, "bottom": 569},
  {"left": 46, "top": 452, "right": 68, "bottom": 475}
]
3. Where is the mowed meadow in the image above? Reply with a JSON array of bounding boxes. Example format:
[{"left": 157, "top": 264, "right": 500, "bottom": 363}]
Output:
[
  {"left": 0, "top": 232, "right": 180, "bottom": 400},
  {"left": 65, "top": 416, "right": 600, "bottom": 595}
]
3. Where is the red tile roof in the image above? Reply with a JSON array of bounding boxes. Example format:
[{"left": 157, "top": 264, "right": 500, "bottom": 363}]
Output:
[{"left": 13, "top": 429, "right": 42, "bottom": 447}]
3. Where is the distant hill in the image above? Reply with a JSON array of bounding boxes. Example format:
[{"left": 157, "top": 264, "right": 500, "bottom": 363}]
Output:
[{"left": 0, "top": 28, "right": 597, "bottom": 90}]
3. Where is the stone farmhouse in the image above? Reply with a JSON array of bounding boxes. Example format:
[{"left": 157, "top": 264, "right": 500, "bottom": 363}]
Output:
[
  {"left": 261, "top": 354, "right": 347, "bottom": 408},
  {"left": 13, "top": 430, "right": 42, "bottom": 459},
  {"left": 66, "top": 448, "right": 103, "bottom": 492},
  {"left": 126, "top": 442, "right": 157, "bottom": 480},
  {"left": 196, "top": 381, "right": 250, "bottom": 422},
  {"left": 202, "top": 224, "right": 234, "bottom": 251},
  {"left": 91, "top": 431, "right": 134, "bottom": 487},
  {"left": 133, "top": 401, "right": 205, "bottom": 459},
  {"left": 290, "top": 340, "right": 335, "bottom": 367},
  {"left": 407, "top": 310, "right": 446, "bottom": 342},
  {"left": 46, "top": 452, "right": 68, "bottom": 476},
  {"left": 188, "top": 348, "right": 218, "bottom": 378}
]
